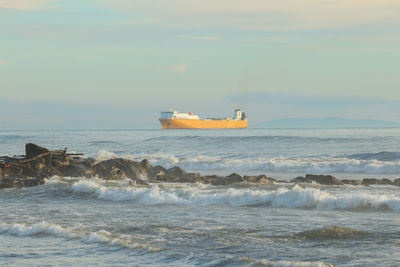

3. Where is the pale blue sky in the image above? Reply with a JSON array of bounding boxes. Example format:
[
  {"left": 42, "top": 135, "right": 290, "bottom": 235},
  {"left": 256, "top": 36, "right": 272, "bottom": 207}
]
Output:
[{"left": 1, "top": 0, "right": 400, "bottom": 128}]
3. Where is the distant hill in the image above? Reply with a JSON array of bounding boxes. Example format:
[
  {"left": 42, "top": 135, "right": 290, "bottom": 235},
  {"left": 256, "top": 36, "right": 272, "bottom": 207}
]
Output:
[{"left": 254, "top": 117, "right": 400, "bottom": 128}]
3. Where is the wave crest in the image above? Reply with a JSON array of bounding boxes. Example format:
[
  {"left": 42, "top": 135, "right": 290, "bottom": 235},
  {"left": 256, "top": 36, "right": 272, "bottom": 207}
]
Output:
[
  {"left": 91, "top": 150, "right": 400, "bottom": 174},
  {"left": 70, "top": 179, "right": 400, "bottom": 211},
  {"left": 241, "top": 256, "right": 334, "bottom": 267},
  {"left": 0, "top": 221, "right": 162, "bottom": 253}
]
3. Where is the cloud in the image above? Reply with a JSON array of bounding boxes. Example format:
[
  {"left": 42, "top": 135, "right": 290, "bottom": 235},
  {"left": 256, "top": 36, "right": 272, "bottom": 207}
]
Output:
[
  {"left": 0, "top": 0, "right": 59, "bottom": 10},
  {"left": 166, "top": 64, "right": 190, "bottom": 74},
  {"left": 0, "top": 60, "right": 7, "bottom": 64},
  {"left": 225, "top": 91, "right": 398, "bottom": 107},
  {"left": 183, "top": 35, "right": 221, "bottom": 40},
  {"left": 225, "top": 91, "right": 400, "bottom": 122},
  {"left": 102, "top": 0, "right": 400, "bottom": 31}
]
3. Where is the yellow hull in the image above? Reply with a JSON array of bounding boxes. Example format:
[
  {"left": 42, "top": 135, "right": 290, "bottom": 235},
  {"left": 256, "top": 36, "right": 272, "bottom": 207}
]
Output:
[{"left": 159, "top": 119, "right": 247, "bottom": 129}]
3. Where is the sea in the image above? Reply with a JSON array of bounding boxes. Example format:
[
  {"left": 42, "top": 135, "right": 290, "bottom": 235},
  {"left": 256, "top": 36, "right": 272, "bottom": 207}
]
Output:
[{"left": 1, "top": 128, "right": 400, "bottom": 266}]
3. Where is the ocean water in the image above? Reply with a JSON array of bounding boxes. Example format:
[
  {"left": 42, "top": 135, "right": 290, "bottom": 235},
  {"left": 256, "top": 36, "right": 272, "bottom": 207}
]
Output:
[{"left": 1, "top": 128, "right": 400, "bottom": 266}]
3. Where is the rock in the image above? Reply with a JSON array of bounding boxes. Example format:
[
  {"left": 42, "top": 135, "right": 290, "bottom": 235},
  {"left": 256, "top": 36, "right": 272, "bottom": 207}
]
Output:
[
  {"left": 152, "top": 166, "right": 189, "bottom": 183},
  {"left": 0, "top": 178, "right": 16, "bottom": 188},
  {"left": 225, "top": 173, "right": 245, "bottom": 184},
  {"left": 243, "top": 175, "right": 258, "bottom": 183},
  {"left": 342, "top": 179, "right": 362, "bottom": 185},
  {"left": 166, "top": 166, "right": 186, "bottom": 177},
  {"left": 152, "top": 165, "right": 167, "bottom": 174},
  {"left": 183, "top": 172, "right": 200, "bottom": 179},
  {"left": 362, "top": 178, "right": 393, "bottom": 186},
  {"left": 243, "top": 175, "right": 276, "bottom": 184},
  {"left": 181, "top": 172, "right": 201, "bottom": 183},
  {"left": 140, "top": 159, "right": 151, "bottom": 169},
  {"left": 380, "top": 178, "right": 393, "bottom": 185},
  {"left": 135, "top": 178, "right": 149, "bottom": 185},
  {"left": 92, "top": 158, "right": 152, "bottom": 180},
  {"left": 259, "top": 177, "right": 275, "bottom": 185},
  {"left": 0, "top": 176, "right": 45, "bottom": 188},
  {"left": 109, "top": 167, "right": 128, "bottom": 180},
  {"left": 292, "top": 176, "right": 306, "bottom": 183},
  {"left": 201, "top": 175, "right": 220, "bottom": 185},
  {"left": 393, "top": 178, "right": 400, "bottom": 186},
  {"left": 211, "top": 177, "right": 228, "bottom": 186},
  {"left": 292, "top": 174, "right": 343, "bottom": 185},
  {"left": 25, "top": 143, "right": 49, "bottom": 158}
]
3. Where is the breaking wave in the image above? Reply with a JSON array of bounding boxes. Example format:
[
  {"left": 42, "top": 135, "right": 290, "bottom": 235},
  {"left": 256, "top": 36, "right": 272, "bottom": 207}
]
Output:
[
  {"left": 347, "top": 152, "right": 400, "bottom": 162},
  {"left": 93, "top": 150, "right": 400, "bottom": 174},
  {"left": 70, "top": 179, "right": 400, "bottom": 211},
  {"left": 241, "top": 256, "right": 334, "bottom": 267},
  {"left": 0, "top": 221, "right": 162, "bottom": 252}
]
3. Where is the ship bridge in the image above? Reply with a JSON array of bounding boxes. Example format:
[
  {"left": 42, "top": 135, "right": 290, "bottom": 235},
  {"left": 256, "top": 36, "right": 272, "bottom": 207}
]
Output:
[{"left": 160, "top": 110, "right": 200, "bottom": 120}]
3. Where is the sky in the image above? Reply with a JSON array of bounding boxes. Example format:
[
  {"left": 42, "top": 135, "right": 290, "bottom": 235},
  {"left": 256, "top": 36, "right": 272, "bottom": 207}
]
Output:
[{"left": 1, "top": 0, "right": 400, "bottom": 129}]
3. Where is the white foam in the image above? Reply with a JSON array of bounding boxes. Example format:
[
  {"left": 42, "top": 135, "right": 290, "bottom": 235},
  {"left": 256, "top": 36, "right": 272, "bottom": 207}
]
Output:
[
  {"left": 0, "top": 221, "right": 162, "bottom": 252},
  {"left": 242, "top": 256, "right": 334, "bottom": 267},
  {"left": 0, "top": 221, "right": 75, "bottom": 238},
  {"left": 93, "top": 150, "right": 400, "bottom": 175},
  {"left": 95, "top": 150, "right": 117, "bottom": 161},
  {"left": 70, "top": 179, "right": 400, "bottom": 211}
]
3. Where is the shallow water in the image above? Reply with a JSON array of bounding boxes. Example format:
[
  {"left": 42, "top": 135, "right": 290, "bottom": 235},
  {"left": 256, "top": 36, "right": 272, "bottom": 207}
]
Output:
[{"left": 1, "top": 128, "right": 400, "bottom": 266}]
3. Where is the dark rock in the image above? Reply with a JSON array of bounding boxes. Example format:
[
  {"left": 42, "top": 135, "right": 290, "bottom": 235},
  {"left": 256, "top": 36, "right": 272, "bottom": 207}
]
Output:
[
  {"left": 292, "top": 174, "right": 343, "bottom": 185},
  {"left": 243, "top": 175, "right": 276, "bottom": 184},
  {"left": 211, "top": 177, "right": 228, "bottom": 186},
  {"left": 182, "top": 172, "right": 201, "bottom": 182},
  {"left": 135, "top": 178, "right": 149, "bottom": 185},
  {"left": 25, "top": 143, "right": 49, "bottom": 158},
  {"left": 362, "top": 178, "right": 393, "bottom": 186},
  {"left": 243, "top": 175, "right": 258, "bottom": 183},
  {"left": 155, "top": 170, "right": 167, "bottom": 181},
  {"left": 140, "top": 159, "right": 151, "bottom": 169},
  {"left": 225, "top": 173, "right": 245, "bottom": 184},
  {"left": 259, "top": 177, "right": 275, "bottom": 184},
  {"left": 342, "top": 179, "right": 362, "bottom": 185},
  {"left": 92, "top": 162, "right": 109, "bottom": 178},
  {"left": 381, "top": 178, "right": 393, "bottom": 185},
  {"left": 64, "top": 163, "right": 92, "bottom": 177},
  {"left": 109, "top": 167, "right": 128, "bottom": 180},
  {"left": 152, "top": 165, "right": 167, "bottom": 174},
  {"left": 393, "top": 178, "right": 400, "bottom": 186},
  {"left": 166, "top": 166, "right": 186, "bottom": 177},
  {"left": 92, "top": 158, "right": 151, "bottom": 180},
  {"left": 292, "top": 176, "right": 307, "bottom": 183},
  {"left": 0, "top": 178, "right": 16, "bottom": 188},
  {"left": 201, "top": 175, "right": 220, "bottom": 185}
]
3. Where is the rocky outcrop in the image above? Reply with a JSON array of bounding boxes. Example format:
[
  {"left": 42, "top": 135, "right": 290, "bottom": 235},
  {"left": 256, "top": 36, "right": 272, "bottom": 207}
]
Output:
[
  {"left": 361, "top": 178, "right": 393, "bottom": 186},
  {"left": 243, "top": 175, "right": 276, "bottom": 184},
  {"left": 291, "top": 174, "right": 343, "bottom": 185},
  {"left": 2, "top": 143, "right": 400, "bottom": 189},
  {"left": 393, "top": 178, "right": 400, "bottom": 186},
  {"left": 25, "top": 143, "right": 50, "bottom": 158}
]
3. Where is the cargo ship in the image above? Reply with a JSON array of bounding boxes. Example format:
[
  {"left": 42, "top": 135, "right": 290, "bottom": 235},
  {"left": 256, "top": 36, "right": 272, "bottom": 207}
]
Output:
[{"left": 159, "top": 108, "right": 247, "bottom": 129}]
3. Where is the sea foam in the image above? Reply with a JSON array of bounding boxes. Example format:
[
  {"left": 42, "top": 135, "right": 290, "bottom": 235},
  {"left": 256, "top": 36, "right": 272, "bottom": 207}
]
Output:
[
  {"left": 241, "top": 256, "right": 334, "bottom": 267},
  {"left": 92, "top": 150, "right": 400, "bottom": 174},
  {"left": 0, "top": 221, "right": 162, "bottom": 252},
  {"left": 70, "top": 179, "right": 400, "bottom": 211}
]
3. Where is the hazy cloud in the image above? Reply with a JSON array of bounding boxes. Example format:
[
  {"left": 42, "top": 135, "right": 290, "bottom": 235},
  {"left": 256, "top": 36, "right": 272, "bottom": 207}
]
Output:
[
  {"left": 0, "top": 0, "right": 59, "bottom": 10},
  {"left": 226, "top": 91, "right": 398, "bottom": 108},
  {"left": 184, "top": 35, "right": 221, "bottom": 40},
  {"left": 225, "top": 91, "right": 400, "bottom": 122},
  {"left": 166, "top": 64, "right": 190, "bottom": 74},
  {"left": 102, "top": 0, "right": 400, "bottom": 31}
]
